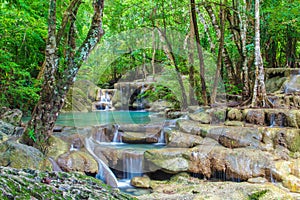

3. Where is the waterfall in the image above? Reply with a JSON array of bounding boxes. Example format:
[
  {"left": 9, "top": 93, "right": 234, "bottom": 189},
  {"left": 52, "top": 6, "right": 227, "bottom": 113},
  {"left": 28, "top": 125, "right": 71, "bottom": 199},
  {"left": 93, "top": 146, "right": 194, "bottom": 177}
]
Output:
[
  {"left": 284, "top": 70, "right": 300, "bottom": 93},
  {"left": 157, "top": 129, "right": 165, "bottom": 144},
  {"left": 112, "top": 124, "right": 122, "bottom": 143},
  {"left": 270, "top": 113, "right": 276, "bottom": 127},
  {"left": 122, "top": 151, "right": 143, "bottom": 180},
  {"left": 85, "top": 137, "right": 119, "bottom": 187}
]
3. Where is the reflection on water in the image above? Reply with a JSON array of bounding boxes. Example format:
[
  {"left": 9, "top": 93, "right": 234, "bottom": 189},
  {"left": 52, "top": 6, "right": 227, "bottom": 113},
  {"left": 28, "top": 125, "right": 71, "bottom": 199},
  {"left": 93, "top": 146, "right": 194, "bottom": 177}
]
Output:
[{"left": 23, "top": 111, "right": 161, "bottom": 127}]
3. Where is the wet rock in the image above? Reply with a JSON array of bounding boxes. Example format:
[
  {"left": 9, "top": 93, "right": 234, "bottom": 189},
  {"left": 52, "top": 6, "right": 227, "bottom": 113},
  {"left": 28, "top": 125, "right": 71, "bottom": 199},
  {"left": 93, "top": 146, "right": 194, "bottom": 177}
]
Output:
[
  {"left": 244, "top": 109, "right": 265, "bottom": 125},
  {"left": 131, "top": 176, "right": 151, "bottom": 188},
  {"left": 0, "top": 109, "right": 22, "bottom": 126},
  {"left": 227, "top": 108, "right": 243, "bottom": 121},
  {"left": 144, "top": 148, "right": 189, "bottom": 173},
  {"left": 122, "top": 132, "right": 158, "bottom": 144},
  {"left": 185, "top": 144, "right": 275, "bottom": 180},
  {"left": 57, "top": 151, "right": 98, "bottom": 173},
  {"left": 119, "top": 124, "right": 161, "bottom": 135},
  {"left": 166, "top": 129, "right": 203, "bottom": 148},
  {"left": 47, "top": 136, "right": 70, "bottom": 160},
  {"left": 0, "top": 141, "right": 46, "bottom": 170},
  {"left": 247, "top": 177, "right": 268, "bottom": 184},
  {"left": 57, "top": 151, "right": 98, "bottom": 174}
]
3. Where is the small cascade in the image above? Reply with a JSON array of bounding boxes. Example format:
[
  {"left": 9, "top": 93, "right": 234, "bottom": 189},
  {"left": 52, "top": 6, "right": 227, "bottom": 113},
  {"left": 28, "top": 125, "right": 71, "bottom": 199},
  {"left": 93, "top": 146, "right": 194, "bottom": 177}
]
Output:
[
  {"left": 269, "top": 114, "right": 276, "bottom": 127},
  {"left": 122, "top": 151, "right": 143, "bottom": 180},
  {"left": 85, "top": 137, "right": 119, "bottom": 187},
  {"left": 157, "top": 129, "right": 165, "bottom": 144},
  {"left": 93, "top": 127, "right": 110, "bottom": 143},
  {"left": 94, "top": 89, "right": 114, "bottom": 110},
  {"left": 284, "top": 70, "right": 300, "bottom": 93},
  {"left": 112, "top": 124, "right": 122, "bottom": 143}
]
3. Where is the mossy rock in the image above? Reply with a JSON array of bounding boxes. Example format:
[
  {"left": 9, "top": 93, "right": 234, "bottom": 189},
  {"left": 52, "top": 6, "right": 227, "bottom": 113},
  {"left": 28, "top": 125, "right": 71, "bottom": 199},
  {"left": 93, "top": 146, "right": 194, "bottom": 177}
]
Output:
[
  {"left": 0, "top": 166, "right": 135, "bottom": 199},
  {"left": 0, "top": 141, "right": 47, "bottom": 170}
]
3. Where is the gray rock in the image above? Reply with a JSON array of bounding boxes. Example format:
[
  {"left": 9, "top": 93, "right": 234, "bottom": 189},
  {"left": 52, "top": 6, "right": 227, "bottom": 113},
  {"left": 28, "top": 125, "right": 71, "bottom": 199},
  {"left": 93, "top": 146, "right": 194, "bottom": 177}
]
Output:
[{"left": 0, "top": 109, "right": 22, "bottom": 126}]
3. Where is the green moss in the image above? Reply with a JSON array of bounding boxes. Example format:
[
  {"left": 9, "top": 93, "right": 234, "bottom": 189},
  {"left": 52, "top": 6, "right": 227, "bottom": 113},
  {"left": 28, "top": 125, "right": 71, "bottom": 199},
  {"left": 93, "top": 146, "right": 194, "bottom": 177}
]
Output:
[{"left": 248, "top": 190, "right": 268, "bottom": 200}]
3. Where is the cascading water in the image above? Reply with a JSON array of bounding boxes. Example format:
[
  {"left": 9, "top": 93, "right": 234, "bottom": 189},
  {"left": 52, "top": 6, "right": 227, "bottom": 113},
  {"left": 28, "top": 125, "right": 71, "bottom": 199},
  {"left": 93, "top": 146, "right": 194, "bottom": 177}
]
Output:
[
  {"left": 85, "top": 137, "right": 119, "bottom": 187},
  {"left": 112, "top": 124, "right": 122, "bottom": 143},
  {"left": 122, "top": 151, "right": 143, "bottom": 180},
  {"left": 270, "top": 114, "right": 276, "bottom": 127},
  {"left": 284, "top": 70, "right": 300, "bottom": 93}
]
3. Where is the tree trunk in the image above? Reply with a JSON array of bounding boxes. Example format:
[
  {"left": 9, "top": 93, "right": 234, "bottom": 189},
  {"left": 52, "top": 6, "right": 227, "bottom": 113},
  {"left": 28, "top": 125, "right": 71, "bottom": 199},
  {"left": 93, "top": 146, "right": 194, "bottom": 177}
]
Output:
[
  {"left": 211, "top": 0, "right": 225, "bottom": 105},
  {"left": 191, "top": 0, "right": 208, "bottom": 105},
  {"left": 157, "top": 28, "right": 188, "bottom": 111},
  {"left": 251, "top": 0, "right": 271, "bottom": 108},
  {"left": 196, "top": 8, "right": 215, "bottom": 53},
  {"left": 187, "top": 13, "right": 197, "bottom": 105},
  {"left": 21, "top": 0, "right": 105, "bottom": 152},
  {"left": 238, "top": 0, "right": 250, "bottom": 97},
  {"left": 204, "top": 5, "right": 237, "bottom": 86},
  {"left": 151, "top": 29, "right": 156, "bottom": 80}
]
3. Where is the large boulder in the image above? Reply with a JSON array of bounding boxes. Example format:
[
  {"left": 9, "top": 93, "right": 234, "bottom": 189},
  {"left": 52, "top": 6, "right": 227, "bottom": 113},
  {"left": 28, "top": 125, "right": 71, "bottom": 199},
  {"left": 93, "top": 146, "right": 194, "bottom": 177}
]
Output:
[
  {"left": 122, "top": 132, "right": 158, "bottom": 144},
  {"left": 131, "top": 176, "right": 151, "bottom": 188},
  {"left": 188, "top": 112, "right": 211, "bottom": 124},
  {"left": 0, "top": 109, "right": 22, "bottom": 126},
  {"left": 244, "top": 109, "right": 265, "bottom": 125},
  {"left": 0, "top": 141, "right": 47, "bottom": 170},
  {"left": 215, "top": 127, "right": 262, "bottom": 149},
  {"left": 165, "top": 129, "right": 203, "bottom": 148},
  {"left": 57, "top": 151, "right": 98, "bottom": 174},
  {"left": 0, "top": 120, "right": 15, "bottom": 136},
  {"left": 144, "top": 148, "right": 189, "bottom": 173},
  {"left": 227, "top": 108, "right": 243, "bottom": 121},
  {"left": 176, "top": 119, "right": 209, "bottom": 136}
]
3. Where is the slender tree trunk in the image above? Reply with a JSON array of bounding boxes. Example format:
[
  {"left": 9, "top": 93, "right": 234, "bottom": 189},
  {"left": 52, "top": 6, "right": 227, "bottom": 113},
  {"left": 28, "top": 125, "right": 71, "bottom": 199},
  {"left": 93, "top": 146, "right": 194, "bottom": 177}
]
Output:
[
  {"left": 211, "top": 0, "right": 225, "bottom": 105},
  {"left": 205, "top": 5, "right": 236, "bottom": 86},
  {"left": 191, "top": 0, "right": 208, "bottom": 105},
  {"left": 187, "top": 13, "right": 197, "bottom": 105},
  {"left": 157, "top": 29, "right": 188, "bottom": 111},
  {"left": 196, "top": 8, "right": 215, "bottom": 53},
  {"left": 251, "top": 0, "right": 271, "bottom": 108},
  {"left": 21, "top": 0, "right": 105, "bottom": 152},
  {"left": 151, "top": 29, "right": 156, "bottom": 80},
  {"left": 238, "top": 0, "right": 250, "bottom": 97}
]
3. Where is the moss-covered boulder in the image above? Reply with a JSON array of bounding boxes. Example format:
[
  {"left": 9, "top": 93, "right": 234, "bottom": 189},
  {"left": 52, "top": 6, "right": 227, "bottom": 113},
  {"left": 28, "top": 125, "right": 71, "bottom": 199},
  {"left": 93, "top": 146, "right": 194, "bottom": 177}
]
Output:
[
  {"left": 0, "top": 141, "right": 48, "bottom": 170},
  {"left": 62, "top": 87, "right": 92, "bottom": 112},
  {"left": 0, "top": 109, "right": 22, "bottom": 126},
  {"left": 0, "top": 166, "right": 134, "bottom": 199},
  {"left": 227, "top": 108, "right": 243, "bottom": 121}
]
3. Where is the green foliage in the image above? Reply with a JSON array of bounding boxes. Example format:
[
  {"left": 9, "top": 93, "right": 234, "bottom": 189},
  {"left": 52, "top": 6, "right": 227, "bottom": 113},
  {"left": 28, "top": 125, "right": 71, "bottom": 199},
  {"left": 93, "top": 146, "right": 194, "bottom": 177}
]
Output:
[
  {"left": 248, "top": 190, "right": 268, "bottom": 200},
  {"left": 28, "top": 129, "right": 36, "bottom": 143},
  {"left": 0, "top": 1, "right": 47, "bottom": 113}
]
